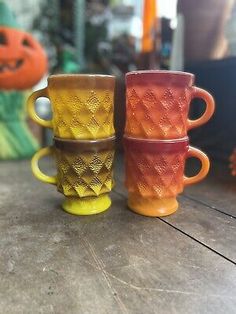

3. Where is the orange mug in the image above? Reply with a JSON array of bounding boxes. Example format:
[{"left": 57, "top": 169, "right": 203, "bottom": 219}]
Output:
[
  {"left": 125, "top": 70, "right": 215, "bottom": 139},
  {"left": 124, "top": 136, "right": 210, "bottom": 217}
]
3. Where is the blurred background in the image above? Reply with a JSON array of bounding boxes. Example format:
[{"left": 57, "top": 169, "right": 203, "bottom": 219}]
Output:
[{"left": 3, "top": 0, "right": 236, "bottom": 162}]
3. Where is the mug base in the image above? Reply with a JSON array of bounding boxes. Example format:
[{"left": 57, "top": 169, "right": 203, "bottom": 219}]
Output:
[
  {"left": 128, "top": 194, "right": 178, "bottom": 217},
  {"left": 62, "top": 194, "right": 111, "bottom": 216}
]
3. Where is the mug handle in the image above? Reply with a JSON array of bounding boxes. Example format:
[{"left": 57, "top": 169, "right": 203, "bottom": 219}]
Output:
[
  {"left": 183, "top": 146, "right": 210, "bottom": 186},
  {"left": 31, "top": 147, "right": 57, "bottom": 185},
  {"left": 187, "top": 87, "right": 215, "bottom": 130},
  {"left": 27, "top": 87, "right": 53, "bottom": 128}
]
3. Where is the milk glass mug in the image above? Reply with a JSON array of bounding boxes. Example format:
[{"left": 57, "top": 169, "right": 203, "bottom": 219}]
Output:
[
  {"left": 27, "top": 74, "right": 115, "bottom": 139},
  {"left": 125, "top": 70, "right": 215, "bottom": 139},
  {"left": 124, "top": 136, "right": 210, "bottom": 217},
  {"left": 31, "top": 137, "right": 115, "bottom": 215}
]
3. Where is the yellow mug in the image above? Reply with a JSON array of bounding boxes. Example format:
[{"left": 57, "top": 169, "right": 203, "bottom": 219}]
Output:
[
  {"left": 27, "top": 74, "right": 115, "bottom": 139},
  {"left": 31, "top": 137, "right": 115, "bottom": 215}
]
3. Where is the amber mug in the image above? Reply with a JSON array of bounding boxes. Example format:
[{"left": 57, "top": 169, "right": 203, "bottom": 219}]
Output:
[
  {"left": 124, "top": 136, "right": 210, "bottom": 217},
  {"left": 27, "top": 74, "right": 115, "bottom": 139},
  {"left": 31, "top": 137, "right": 115, "bottom": 215},
  {"left": 125, "top": 70, "right": 215, "bottom": 139}
]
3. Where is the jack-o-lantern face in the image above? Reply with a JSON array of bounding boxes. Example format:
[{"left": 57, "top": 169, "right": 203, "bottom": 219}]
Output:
[{"left": 0, "top": 27, "right": 48, "bottom": 90}]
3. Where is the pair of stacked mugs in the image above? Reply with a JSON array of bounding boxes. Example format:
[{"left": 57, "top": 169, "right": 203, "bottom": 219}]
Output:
[
  {"left": 124, "top": 71, "right": 215, "bottom": 217},
  {"left": 27, "top": 75, "right": 116, "bottom": 215}
]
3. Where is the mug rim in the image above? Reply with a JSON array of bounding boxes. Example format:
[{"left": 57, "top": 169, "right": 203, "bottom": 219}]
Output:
[
  {"left": 54, "top": 136, "right": 116, "bottom": 153},
  {"left": 126, "top": 70, "right": 194, "bottom": 78},
  {"left": 48, "top": 74, "right": 115, "bottom": 80},
  {"left": 123, "top": 136, "right": 189, "bottom": 153},
  {"left": 47, "top": 74, "right": 115, "bottom": 89},
  {"left": 126, "top": 70, "right": 195, "bottom": 86}
]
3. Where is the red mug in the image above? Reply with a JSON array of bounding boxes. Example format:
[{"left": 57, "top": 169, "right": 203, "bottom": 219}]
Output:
[
  {"left": 124, "top": 136, "right": 210, "bottom": 217},
  {"left": 125, "top": 70, "right": 215, "bottom": 139}
]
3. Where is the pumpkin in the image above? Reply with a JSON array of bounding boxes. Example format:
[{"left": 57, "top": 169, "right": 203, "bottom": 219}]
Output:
[{"left": 0, "top": 27, "right": 48, "bottom": 90}]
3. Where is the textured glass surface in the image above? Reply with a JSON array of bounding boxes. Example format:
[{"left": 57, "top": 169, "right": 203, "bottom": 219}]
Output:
[
  {"left": 56, "top": 148, "right": 114, "bottom": 197},
  {"left": 125, "top": 148, "right": 186, "bottom": 198},
  {"left": 49, "top": 89, "right": 115, "bottom": 139},
  {"left": 125, "top": 86, "right": 191, "bottom": 139}
]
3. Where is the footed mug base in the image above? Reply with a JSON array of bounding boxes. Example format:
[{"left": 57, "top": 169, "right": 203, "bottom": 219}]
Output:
[
  {"left": 128, "top": 193, "right": 178, "bottom": 217},
  {"left": 62, "top": 194, "right": 111, "bottom": 216}
]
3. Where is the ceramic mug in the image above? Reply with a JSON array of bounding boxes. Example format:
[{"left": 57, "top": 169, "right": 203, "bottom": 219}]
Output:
[
  {"left": 124, "top": 136, "right": 210, "bottom": 217},
  {"left": 125, "top": 70, "right": 215, "bottom": 139},
  {"left": 27, "top": 74, "right": 115, "bottom": 139},
  {"left": 31, "top": 136, "right": 115, "bottom": 215}
]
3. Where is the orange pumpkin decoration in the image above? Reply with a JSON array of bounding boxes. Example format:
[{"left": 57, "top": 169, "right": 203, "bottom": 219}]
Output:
[{"left": 0, "top": 27, "right": 48, "bottom": 90}]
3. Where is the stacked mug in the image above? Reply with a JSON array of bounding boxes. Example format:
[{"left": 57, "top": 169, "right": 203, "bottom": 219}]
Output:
[
  {"left": 124, "top": 70, "right": 215, "bottom": 217},
  {"left": 27, "top": 74, "right": 116, "bottom": 215}
]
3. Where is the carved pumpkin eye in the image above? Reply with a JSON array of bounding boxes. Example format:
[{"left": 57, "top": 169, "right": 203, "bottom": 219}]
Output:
[
  {"left": 0, "top": 32, "right": 7, "bottom": 45},
  {"left": 22, "top": 38, "right": 32, "bottom": 48}
]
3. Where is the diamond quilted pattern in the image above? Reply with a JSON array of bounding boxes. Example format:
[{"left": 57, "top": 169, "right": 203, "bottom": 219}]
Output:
[
  {"left": 50, "top": 89, "right": 115, "bottom": 139},
  {"left": 56, "top": 148, "right": 114, "bottom": 197},
  {"left": 125, "top": 149, "right": 186, "bottom": 198},
  {"left": 125, "top": 85, "right": 192, "bottom": 139}
]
